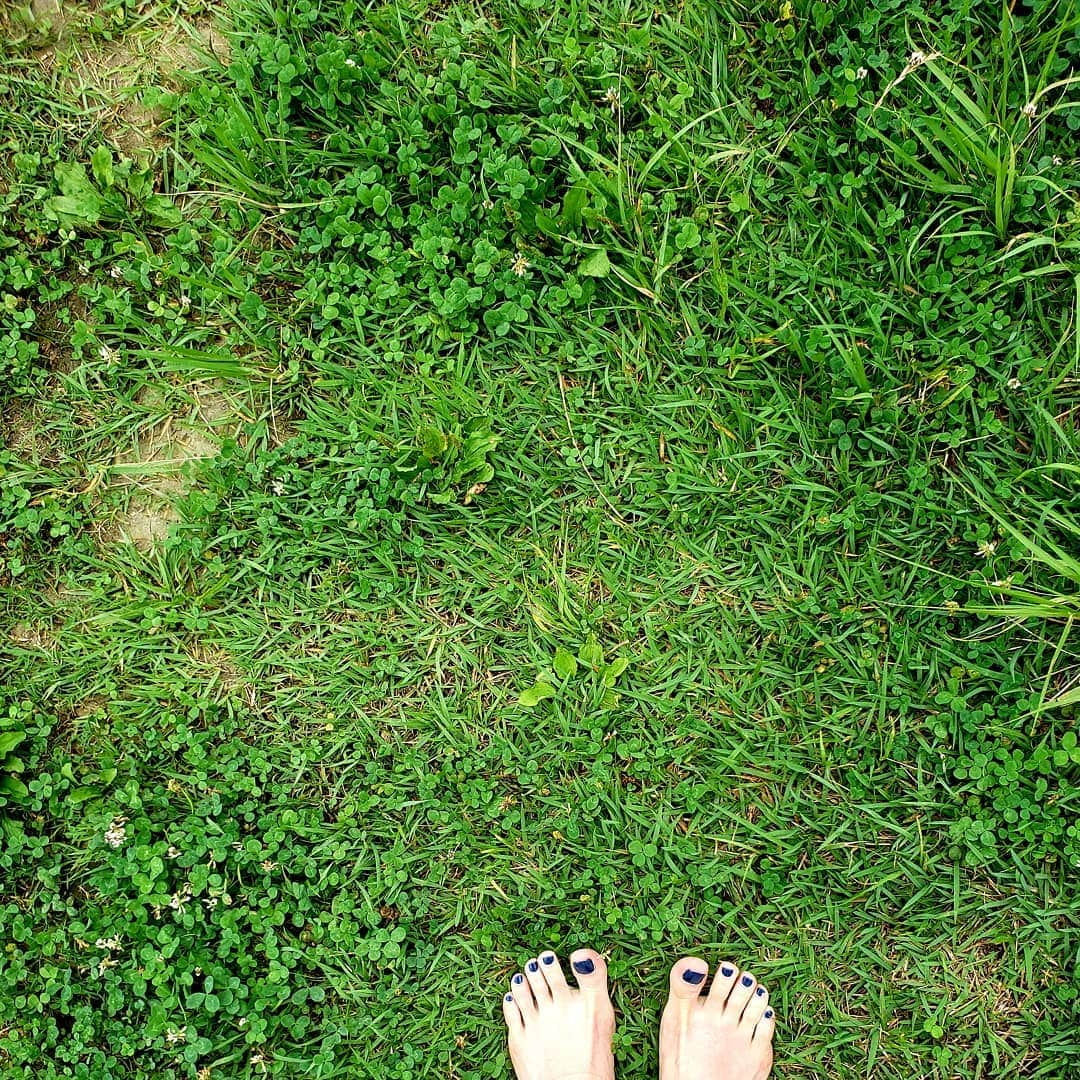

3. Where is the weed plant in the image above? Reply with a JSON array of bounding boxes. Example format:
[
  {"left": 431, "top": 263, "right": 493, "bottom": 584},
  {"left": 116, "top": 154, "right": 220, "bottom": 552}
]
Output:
[{"left": 1, "top": 0, "right": 1078, "bottom": 1077}]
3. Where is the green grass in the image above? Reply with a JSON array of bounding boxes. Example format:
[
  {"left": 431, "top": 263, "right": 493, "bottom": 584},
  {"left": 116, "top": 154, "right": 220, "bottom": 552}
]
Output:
[{"left": 1, "top": 0, "right": 1079, "bottom": 1077}]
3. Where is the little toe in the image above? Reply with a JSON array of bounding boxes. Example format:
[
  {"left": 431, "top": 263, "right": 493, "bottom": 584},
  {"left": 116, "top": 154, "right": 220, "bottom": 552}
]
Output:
[
  {"left": 569, "top": 947, "right": 608, "bottom": 996},
  {"left": 705, "top": 960, "right": 739, "bottom": 1009},
  {"left": 510, "top": 972, "right": 536, "bottom": 1018},
  {"left": 668, "top": 956, "right": 709, "bottom": 1000},
  {"left": 725, "top": 969, "right": 758, "bottom": 1019},
  {"left": 538, "top": 949, "right": 570, "bottom": 997},
  {"left": 754, "top": 1005, "right": 777, "bottom": 1045},
  {"left": 502, "top": 990, "right": 523, "bottom": 1030},
  {"left": 524, "top": 957, "right": 550, "bottom": 1003}
]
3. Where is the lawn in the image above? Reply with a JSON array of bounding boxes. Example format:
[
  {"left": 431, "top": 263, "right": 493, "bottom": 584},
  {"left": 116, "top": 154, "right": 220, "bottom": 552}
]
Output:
[{"left": 1, "top": 0, "right": 1079, "bottom": 1077}]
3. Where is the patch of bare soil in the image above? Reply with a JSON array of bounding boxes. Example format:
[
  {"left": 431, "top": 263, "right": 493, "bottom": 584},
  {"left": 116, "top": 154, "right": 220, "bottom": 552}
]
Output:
[
  {"left": 106, "top": 384, "right": 241, "bottom": 551},
  {"left": 2, "top": 399, "right": 50, "bottom": 459},
  {"left": 40, "top": 14, "right": 231, "bottom": 153}
]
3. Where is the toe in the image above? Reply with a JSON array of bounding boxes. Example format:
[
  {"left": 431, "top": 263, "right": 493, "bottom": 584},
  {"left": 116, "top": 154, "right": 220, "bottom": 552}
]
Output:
[
  {"left": 725, "top": 969, "right": 758, "bottom": 1019},
  {"left": 705, "top": 959, "right": 739, "bottom": 1009},
  {"left": 524, "top": 956, "right": 550, "bottom": 1003},
  {"left": 569, "top": 947, "right": 608, "bottom": 996},
  {"left": 754, "top": 1005, "right": 777, "bottom": 1045},
  {"left": 668, "top": 956, "right": 709, "bottom": 1000},
  {"left": 538, "top": 949, "right": 570, "bottom": 998},
  {"left": 510, "top": 971, "right": 536, "bottom": 1019},
  {"left": 741, "top": 982, "right": 770, "bottom": 1028},
  {"left": 502, "top": 990, "right": 523, "bottom": 1031}
]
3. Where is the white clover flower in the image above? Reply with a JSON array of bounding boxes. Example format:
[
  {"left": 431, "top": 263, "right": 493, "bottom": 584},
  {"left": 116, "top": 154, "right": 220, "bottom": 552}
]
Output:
[
  {"left": 909, "top": 50, "right": 927, "bottom": 67},
  {"left": 261, "top": 859, "right": 279, "bottom": 871},
  {"left": 166, "top": 845, "right": 181, "bottom": 858},
  {"left": 1053, "top": 155, "right": 1063, "bottom": 166},
  {"left": 203, "top": 896, "right": 219, "bottom": 910},
  {"left": 600, "top": 86, "right": 621, "bottom": 112},
  {"left": 857, "top": 67, "right": 868, "bottom": 79},
  {"left": 945, "top": 600, "right": 960, "bottom": 615},
  {"left": 99, "top": 344, "right": 118, "bottom": 365},
  {"left": 1022, "top": 101, "right": 1037, "bottom": 118},
  {"left": 511, "top": 253, "right": 530, "bottom": 277},
  {"left": 179, "top": 294, "right": 191, "bottom": 310},
  {"left": 977, "top": 539, "right": 997, "bottom": 558},
  {"left": 104, "top": 816, "right": 128, "bottom": 848},
  {"left": 1007, "top": 376, "right": 1022, "bottom": 390},
  {"left": 109, "top": 265, "right": 123, "bottom": 280},
  {"left": 169, "top": 881, "right": 193, "bottom": 912},
  {"left": 78, "top": 262, "right": 90, "bottom": 276},
  {"left": 270, "top": 479, "right": 287, "bottom": 496},
  {"left": 95, "top": 936, "right": 122, "bottom": 952},
  {"left": 165, "top": 1027, "right": 187, "bottom": 1044}
]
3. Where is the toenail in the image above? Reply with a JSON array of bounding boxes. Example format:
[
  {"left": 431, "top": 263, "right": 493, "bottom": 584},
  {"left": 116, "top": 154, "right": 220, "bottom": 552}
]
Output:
[
  {"left": 573, "top": 959, "right": 595, "bottom": 974},
  {"left": 527, "top": 960, "right": 538, "bottom": 973},
  {"left": 756, "top": 986, "right": 765, "bottom": 996},
  {"left": 764, "top": 1009, "right": 774, "bottom": 1018},
  {"left": 741, "top": 975, "right": 753, "bottom": 987},
  {"left": 542, "top": 954, "right": 555, "bottom": 965},
  {"left": 505, "top": 994, "right": 513, "bottom": 1002},
  {"left": 513, "top": 974, "right": 524, "bottom": 984},
  {"left": 721, "top": 966, "right": 734, "bottom": 977},
  {"left": 682, "top": 969, "right": 705, "bottom": 985}
]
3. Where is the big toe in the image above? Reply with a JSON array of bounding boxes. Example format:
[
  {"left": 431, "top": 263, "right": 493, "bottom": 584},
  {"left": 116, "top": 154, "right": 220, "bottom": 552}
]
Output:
[
  {"left": 570, "top": 947, "right": 609, "bottom": 996},
  {"left": 668, "top": 956, "right": 709, "bottom": 1001}
]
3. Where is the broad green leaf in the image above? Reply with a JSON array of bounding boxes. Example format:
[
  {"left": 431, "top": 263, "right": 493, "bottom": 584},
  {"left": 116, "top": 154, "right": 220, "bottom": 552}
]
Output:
[
  {"left": 91, "top": 145, "right": 114, "bottom": 188},
  {"left": 0, "top": 732, "right": 25, "bottom": 755},
  {"left": 419, "top": 425, "right": 449, "bottom": 461},
  {"left": 579, "top": 633, "right": 603, "bottom": 669},
  {"left": 67, "top": 786, "right": 102, "bottom": 805},
  {"left": 553, "top": 647, "right": 578, "bottom": 679},
  {"left": 0, "top": 775, "right": 28, "bottom": 798},
  {"left": 602, "top": 656, "right": 630, "bottom": 687},
  {"left": 46, "top": 193, "right": 102, "bottom": 227},
  {"left": 518, "top": 680, "right": 557, "bottom": 707},
  {"left": 561, "top": 184, "right": 587, "bottom": 228},
  {"left": 144, "top": 194, "right": 182, "bottom": 228},
  {"left": 578, "top": 248, "right": 611, "bottom": 277}
]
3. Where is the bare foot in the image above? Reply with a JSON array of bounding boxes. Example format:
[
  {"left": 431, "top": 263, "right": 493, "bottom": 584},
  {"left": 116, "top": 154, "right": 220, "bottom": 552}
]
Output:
[
  {"left": 503, "top": 947, "right": 616, "bottom": 1080},
  {"left": 659, "top": 957, "right": 775, "bottom": 1080}
]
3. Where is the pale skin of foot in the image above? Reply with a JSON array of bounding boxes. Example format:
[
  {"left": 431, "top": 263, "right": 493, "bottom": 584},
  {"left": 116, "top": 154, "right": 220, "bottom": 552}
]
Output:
[
  {"left": 502, "top": 950, "right": 775, "bottom": 1080},
  {"left": 660, "top": 957, "right": 775, "bottom": 1080}
]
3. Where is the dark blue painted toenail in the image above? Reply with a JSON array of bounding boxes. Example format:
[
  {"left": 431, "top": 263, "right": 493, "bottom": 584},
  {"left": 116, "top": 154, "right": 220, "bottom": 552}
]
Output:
[
  {"left": 721, "top": 966, "right": 734, "bottom": 977},
  {"left": 542, "top": 954, "right": 554, "bottom": 965},
  {"left": 764, "top": 1009, "right": 774, "bottom": 1019},
  {"left": 741, "top": 974, "right": 753, "bottom": 987},
  {"left": 756, "top": 986, "right": 765, "bottom": 996},
  {"left": 682, "top": 969, "right": 705, "bottom": 984},
  {"left": 513, "top": 973, "right": 523, "bottom": 984},
  {"left": 572, "top": 959, "right": 594, "bottom": 974},
  {"left": 505, "top": 993, "right": 513, "bottom": 1002},
  {"left": 528, "top": 960, "right": 538, "bottom": 973}
]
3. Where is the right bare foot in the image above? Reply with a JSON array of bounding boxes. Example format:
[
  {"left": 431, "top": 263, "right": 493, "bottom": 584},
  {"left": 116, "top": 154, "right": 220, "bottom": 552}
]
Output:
[{"left": 659, "top": 957, "right": 775, "bottom": 1080}]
